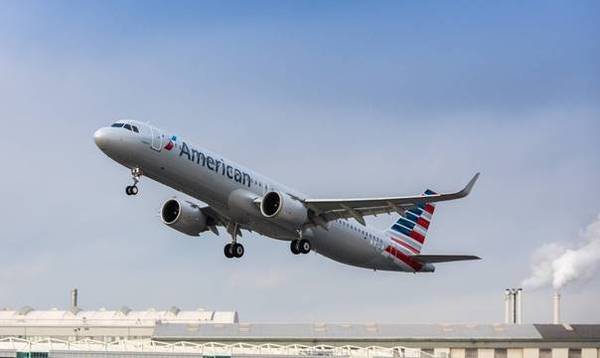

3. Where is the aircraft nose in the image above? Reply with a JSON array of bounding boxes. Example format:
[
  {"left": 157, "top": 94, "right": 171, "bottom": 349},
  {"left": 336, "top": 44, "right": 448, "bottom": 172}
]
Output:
[{"left": 93, "top": 127, "right": 111, "bottom": 150}]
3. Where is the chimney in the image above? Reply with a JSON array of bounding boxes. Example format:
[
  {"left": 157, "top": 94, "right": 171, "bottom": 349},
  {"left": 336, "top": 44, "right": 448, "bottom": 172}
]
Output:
[
  {"left": 515, "top": 289, "right": 523, "bottom": 324},
  {"left": 504, "top": 289, "right": 512, "bottom": 324},
  {"left": 71, "top": 288, "right": 78, "bottom": 309},
  {"left": 553, "top": 292, "right": 560, "bottom": 324},
  {"left": 504, "top": 288, "right": 523, "bottom": 324}
]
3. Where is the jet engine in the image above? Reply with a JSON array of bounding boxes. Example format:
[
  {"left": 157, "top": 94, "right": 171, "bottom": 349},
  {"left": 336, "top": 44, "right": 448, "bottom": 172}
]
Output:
[
  {"left": 260, "top": 191, "right": 308, "bottom": 227},
  {"left": 161, "top": 199, "right": 208, "bottom": 236}
]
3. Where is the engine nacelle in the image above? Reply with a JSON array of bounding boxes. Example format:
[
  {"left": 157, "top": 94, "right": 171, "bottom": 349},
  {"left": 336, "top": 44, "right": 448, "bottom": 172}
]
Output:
[
  {"left": 161, "top": 199, "right": 208, "bottom": 236},
  {"left": 260, "top": 191, "right": 308, "bottom": 227}
]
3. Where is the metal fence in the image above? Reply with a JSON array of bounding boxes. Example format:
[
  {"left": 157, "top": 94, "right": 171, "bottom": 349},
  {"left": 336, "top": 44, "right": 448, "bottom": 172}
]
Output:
[{"left": 0, "top": 338, "right": 434, "bottom": 358}]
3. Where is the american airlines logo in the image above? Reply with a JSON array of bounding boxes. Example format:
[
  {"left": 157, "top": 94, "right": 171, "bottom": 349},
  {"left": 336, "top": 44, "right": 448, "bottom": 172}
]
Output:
[
  {"left": 164, "top": 135, "right": 176, "bottom": 151},
  {"left": 179, "top": 142, "right": 252, "bottom": 187}
]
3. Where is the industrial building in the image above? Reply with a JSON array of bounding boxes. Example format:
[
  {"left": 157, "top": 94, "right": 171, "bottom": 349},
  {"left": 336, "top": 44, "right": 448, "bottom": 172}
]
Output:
[
  {"left": 0, "top": 306, "right": 237, "bottom": 341},
  {"left": 0, "top": 321, "right": 598, "bottom": 358},
  {"left": 0, "top": 290, "right": 597, "bottom": 358}
]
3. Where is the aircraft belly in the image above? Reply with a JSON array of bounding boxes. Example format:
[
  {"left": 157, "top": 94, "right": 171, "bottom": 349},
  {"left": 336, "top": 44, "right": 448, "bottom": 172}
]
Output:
[
  {"left": 308, "top": 225, "right": 394, "bottom": 270},
  {"left": 307, "top": 225, "right": 405, "bottom": 271}
]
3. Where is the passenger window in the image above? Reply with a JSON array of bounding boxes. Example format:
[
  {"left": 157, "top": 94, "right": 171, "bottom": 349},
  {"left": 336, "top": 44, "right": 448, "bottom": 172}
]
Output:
[
  {"left": 123, "top": 124, "right": 132, "bottom": 131},
  {"left": 111, "top": 123, "right": 124, "bottom": 128}
]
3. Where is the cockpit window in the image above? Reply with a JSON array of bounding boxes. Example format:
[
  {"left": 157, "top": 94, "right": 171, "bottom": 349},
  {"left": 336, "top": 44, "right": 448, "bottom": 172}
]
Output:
[{"left": 111, "top": 122, "right": 139, "bottom": 134}]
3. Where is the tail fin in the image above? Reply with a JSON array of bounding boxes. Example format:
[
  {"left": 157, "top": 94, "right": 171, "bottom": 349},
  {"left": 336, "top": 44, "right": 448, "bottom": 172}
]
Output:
[{"left": 385, "top": 189, "right": 437, "bottom": 254}]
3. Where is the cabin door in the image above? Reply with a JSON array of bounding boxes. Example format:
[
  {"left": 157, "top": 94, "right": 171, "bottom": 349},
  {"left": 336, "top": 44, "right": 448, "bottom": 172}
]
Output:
[{"left": 151, "top": 127, "right": 162, "bottom": 151}]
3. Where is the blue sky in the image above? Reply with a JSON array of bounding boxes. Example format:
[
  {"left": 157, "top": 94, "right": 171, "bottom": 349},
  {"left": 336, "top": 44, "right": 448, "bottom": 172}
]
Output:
[{"left": 0, "top": 1, "right": 599, "bottom": 323}]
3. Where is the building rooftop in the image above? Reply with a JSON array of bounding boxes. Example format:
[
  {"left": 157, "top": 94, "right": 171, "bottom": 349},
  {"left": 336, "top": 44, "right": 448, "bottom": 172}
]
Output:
[
  {"left": 153, "top": 323, "right": 600, "bottom": 343},
  {"left": 534, "top": 324, "right": 600, "bottom": 341},
  {"left": 0, "top": 307, "right": 238, "bottom": 326}
]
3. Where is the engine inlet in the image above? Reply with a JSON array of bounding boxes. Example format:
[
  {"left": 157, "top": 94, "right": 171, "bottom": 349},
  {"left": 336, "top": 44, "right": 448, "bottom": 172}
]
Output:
[
  {"left": 161, "top": 199, "right": 181, "bottom": 224},
  {"left": 261, "top": 192, "right": 282, "bottom": 217}
]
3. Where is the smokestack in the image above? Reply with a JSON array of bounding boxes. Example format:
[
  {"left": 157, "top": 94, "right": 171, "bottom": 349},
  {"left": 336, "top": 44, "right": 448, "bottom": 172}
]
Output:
[
  {"left": 71, "top": 288, "right": 78, "bottom": 309},
  {"left": 504, "top": 289, "right": 512, "bottom": 324},
  {"left": 553, "top": 292, "right": 560, "bottom": 324},
  {"left": 515, "top": 289, "right": 523, "bottom": 324},
  {"left": 504, "top": 288, "right": 523, "bottom": 324}
]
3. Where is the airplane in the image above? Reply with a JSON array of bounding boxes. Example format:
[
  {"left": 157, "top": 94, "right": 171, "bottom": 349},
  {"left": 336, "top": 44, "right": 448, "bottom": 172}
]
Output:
[{"left": 94, "top": 119, "right": 481, "bottom": 272}]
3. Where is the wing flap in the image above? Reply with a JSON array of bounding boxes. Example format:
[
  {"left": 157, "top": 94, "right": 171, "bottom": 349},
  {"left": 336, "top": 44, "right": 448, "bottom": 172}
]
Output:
[
  {"left": 412, "top": 254, "right": 481, "bottom": 263},
  {"left": 200, "top": 206, "right": 230, "bottom": 234}
]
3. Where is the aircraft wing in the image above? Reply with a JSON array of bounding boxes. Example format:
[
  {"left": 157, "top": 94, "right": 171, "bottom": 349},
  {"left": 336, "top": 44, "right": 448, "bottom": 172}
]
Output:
[
  {"left": 302, "top": 173, "right": 479, "bottom": 226},
  {"left": 412, "top": 255, "right": 481, "bottom": 263}
]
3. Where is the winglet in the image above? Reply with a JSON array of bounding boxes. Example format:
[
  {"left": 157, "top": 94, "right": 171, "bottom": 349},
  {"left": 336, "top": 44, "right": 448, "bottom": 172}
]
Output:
[{"left": 458, "top": 172, "right": 480, "bottom": 198}]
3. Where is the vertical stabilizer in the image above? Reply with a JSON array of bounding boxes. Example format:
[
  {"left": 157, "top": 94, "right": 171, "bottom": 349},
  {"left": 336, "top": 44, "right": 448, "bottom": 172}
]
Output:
[{"left": 385, "top": 189, "right": 437, "bottom": 254}]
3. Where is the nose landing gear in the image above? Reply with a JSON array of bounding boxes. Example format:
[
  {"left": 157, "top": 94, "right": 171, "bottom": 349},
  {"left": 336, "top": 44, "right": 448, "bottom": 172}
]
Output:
[
  {"left": 125, "top": 185, "right": 138, "bottom": 195},
  {"left": 125, "top": 168, "right": 142, "bottom": 196}
]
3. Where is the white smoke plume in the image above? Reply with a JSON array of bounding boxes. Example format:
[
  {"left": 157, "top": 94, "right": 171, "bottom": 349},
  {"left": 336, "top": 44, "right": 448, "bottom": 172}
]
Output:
[{"left": 522, "top": 214, "right": 600, "bottom": 290}]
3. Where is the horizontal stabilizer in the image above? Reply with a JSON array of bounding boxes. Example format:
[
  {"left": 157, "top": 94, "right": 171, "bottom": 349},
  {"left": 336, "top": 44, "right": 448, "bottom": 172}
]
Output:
[{"left": 412, "top": 254, "right": 481, "bottom": 263}]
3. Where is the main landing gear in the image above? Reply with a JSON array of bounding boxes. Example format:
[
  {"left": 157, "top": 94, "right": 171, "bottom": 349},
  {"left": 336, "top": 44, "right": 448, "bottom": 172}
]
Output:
[
  {"left": 224, "top": 242, "right": 244, "bottom": 258},
  {"left": 224, "top": 222, "right": 244, "bottom": 259},
  {"left": 290, "top": 239, "right": 311, "bottom": 255},
  {"left": 125, "top": 167, "right": 142, "bottom": 196}
]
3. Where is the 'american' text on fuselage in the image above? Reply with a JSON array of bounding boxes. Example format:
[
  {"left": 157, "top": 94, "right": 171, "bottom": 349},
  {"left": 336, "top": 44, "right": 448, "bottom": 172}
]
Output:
[{"left": 179, "top": 141, "right": 252, "bottom": 187}]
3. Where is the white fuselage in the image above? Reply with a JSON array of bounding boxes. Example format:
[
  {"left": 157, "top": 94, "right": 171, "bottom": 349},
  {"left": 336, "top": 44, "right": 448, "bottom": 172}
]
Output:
[{"left": 94, "top": 120, "right": 434, "bottom": 272}]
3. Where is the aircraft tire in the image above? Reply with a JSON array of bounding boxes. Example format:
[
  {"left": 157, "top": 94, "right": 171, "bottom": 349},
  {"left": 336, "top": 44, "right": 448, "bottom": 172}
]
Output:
[
  {"left": 299, "top": 239, "right": 311, "bottom": 254},
  {"left": 233, "top": 243, "right": 244, "bottom": 258},
  {"left": 130, "top": 186, "right": 138, "bottom": 195},
  {"left": 224, "top": 243, "right": 234, "bottom": 258},
  {"left": 290, "top": 240, "right": 301, "bottom": 255},
  {"left": 125, "top": 186, "right": 132, "bottom": 195}
]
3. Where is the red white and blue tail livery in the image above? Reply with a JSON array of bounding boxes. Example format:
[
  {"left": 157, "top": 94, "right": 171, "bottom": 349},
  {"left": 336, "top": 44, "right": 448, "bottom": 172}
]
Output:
[{"left": 386, "top": 189, "right": 437, "bottom": 255}]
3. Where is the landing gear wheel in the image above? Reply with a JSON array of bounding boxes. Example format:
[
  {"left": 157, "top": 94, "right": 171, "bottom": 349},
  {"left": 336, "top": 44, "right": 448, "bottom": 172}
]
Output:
[
  {"left": 233, "top": 243, "right": 244, "bottom": 258},
  {"left": 290, "top": 240, "right": 301, "bottom": 255},
  {"left": 224, "top": 243, "right": 234, "bottom": 258},
  {"left": 126, "top": 168, "right": 142, "bottom": 196},
  {"left": 299, "top": 239, "right": 311, "bottom": 254}
]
